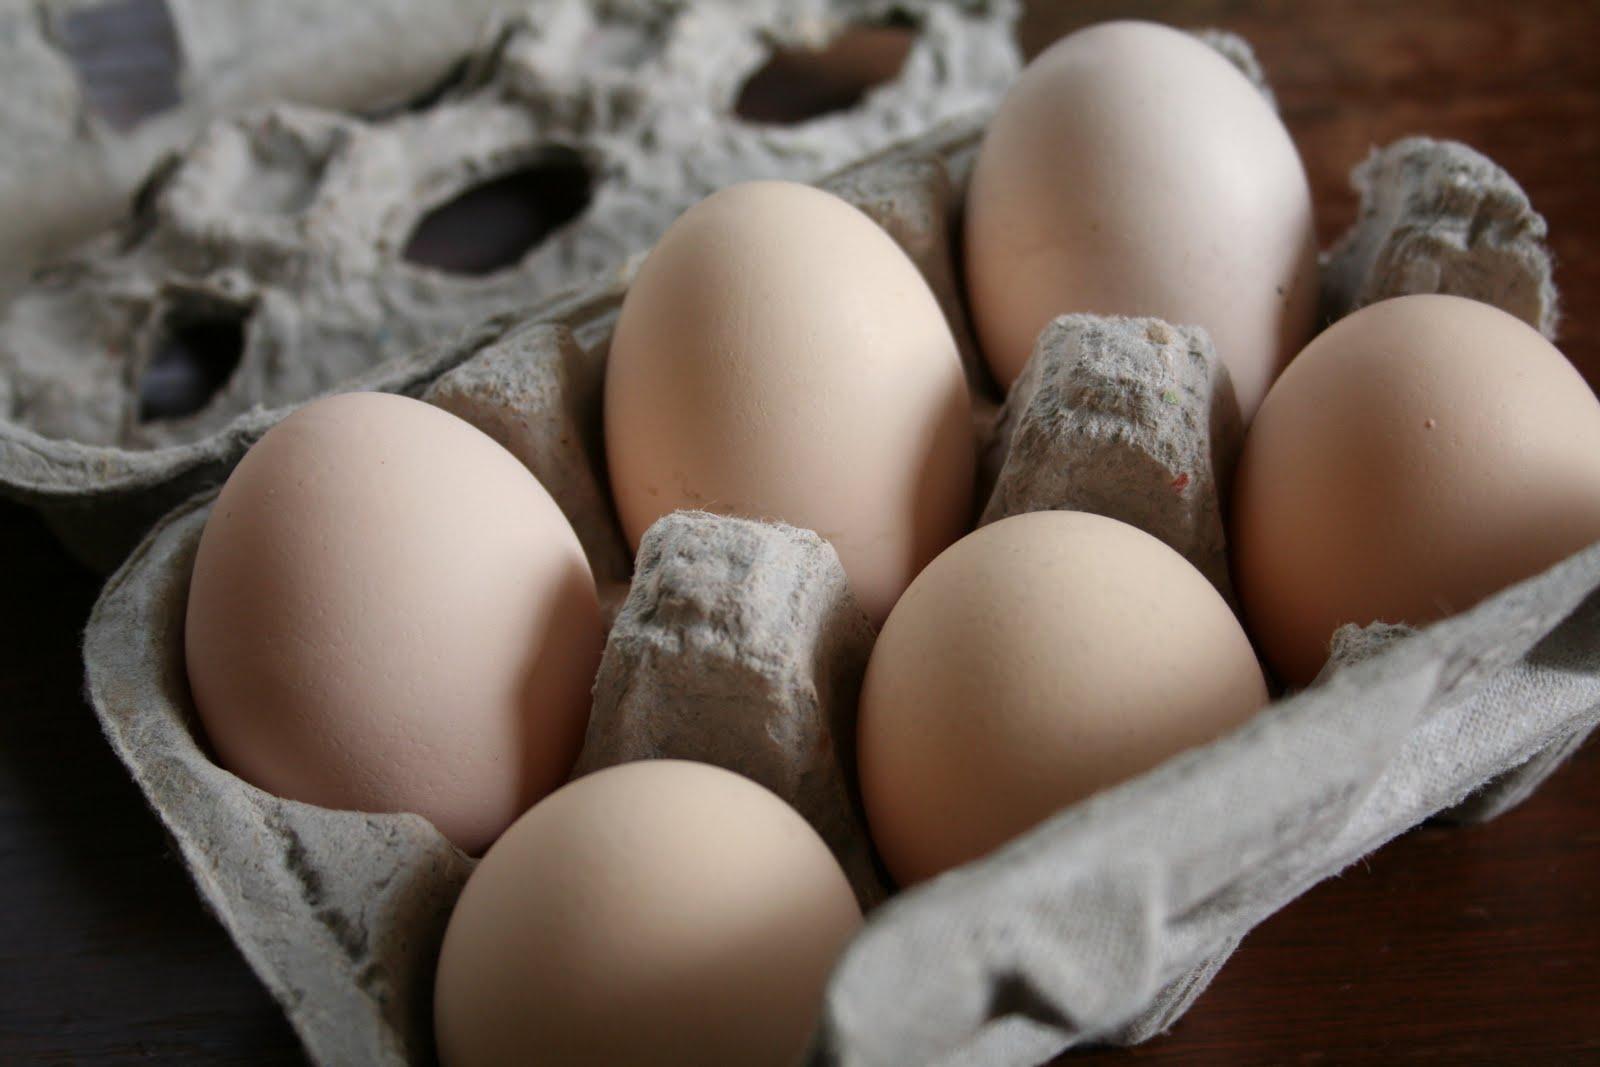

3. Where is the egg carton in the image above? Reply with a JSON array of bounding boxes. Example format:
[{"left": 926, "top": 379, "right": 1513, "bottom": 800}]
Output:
[
  {"left": 80, "top": 39, "right": 1595, "bottom": 1067},
  {"left": 0, "top": 0, "right": 1017, "bottom": 285},
  {"left": 1, "top": 0, "right": 510, "bottom": 285},
  {"left": 0, "top": 0, "right": 1020, "bottom": 571}
]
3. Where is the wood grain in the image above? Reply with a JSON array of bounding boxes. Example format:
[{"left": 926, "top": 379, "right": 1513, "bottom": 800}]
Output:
[
  {"left": 2, "top": 1, "right": 1598, "bottom": 1063},
  {"left": 0, "top": 501, "right": 303, "bottom": 1063}
]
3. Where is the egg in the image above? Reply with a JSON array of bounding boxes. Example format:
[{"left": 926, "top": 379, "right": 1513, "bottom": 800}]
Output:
[
  {"left": 604, "top": 180, "right": 975, "bottom": 625},
  {"left": 185, "top": 392, "right": 604, "bottom": 855},
  {"left": 963, "top": 20, "right": 1317, "bottom": 420},
  {"left": 1232, "top": 294, "right": 1600, "bottom": 687},
  {"left": 433, "top": 760, "right": 862, "bottom": 1067},
  {"left": 857, "top": 510, "right": 1268, "bottom": 885}
]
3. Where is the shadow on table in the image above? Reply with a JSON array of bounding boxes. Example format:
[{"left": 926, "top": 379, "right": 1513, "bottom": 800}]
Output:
[{"left": 0, "top": 500, "right": 303, "bottom": 1063}]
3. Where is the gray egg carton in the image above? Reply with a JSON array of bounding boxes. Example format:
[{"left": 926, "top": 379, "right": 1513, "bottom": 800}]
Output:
[
  {"left": 0, "top": 0, "right": 1014, "bottom": 283},
  {"left": 1, "top": 0, "right": 512, "bottom": 285},
  {"left": 0, "top": 0, "right": 1020, "bottom": 571},
  {"left": 79, "top": 33, "right": 1594, "bottom": 1067}
]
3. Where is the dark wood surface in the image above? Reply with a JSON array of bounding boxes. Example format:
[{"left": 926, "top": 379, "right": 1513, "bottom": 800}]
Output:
[{"left": 3, "top": 1, "right": 1598, "bottom": 1063}]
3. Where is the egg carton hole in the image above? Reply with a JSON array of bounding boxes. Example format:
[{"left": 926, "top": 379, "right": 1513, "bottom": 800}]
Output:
[
  {"left": 53, "top": 0, "right": 184, "bottom": 133},
  {"left": 734, "top": 14, "right": 918, "bottom": 126},
  {"left": 401, "top": 148, "right": 596, "bottom": 278},
  {"left": 136, "top": 297, "right": 252, "bottom": 424}
]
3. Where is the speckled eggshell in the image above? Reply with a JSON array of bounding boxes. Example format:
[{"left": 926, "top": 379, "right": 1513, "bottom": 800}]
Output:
[
  {"left": 433, "top": 759, "right": 863, "bottom": 1067},
  {"left": 857, "top": 510, "right": 1269, "bottom": 886},
  {"left": 603, "top": 180, "right": 975, "bottom": 625},
  {"left": 1232, "top": 294, "right": 1600, "bottom": 687},
  {"left": 185, "top": 392, "right": 604, "bottom": 856},
  {"left": 964, "top": 20, "right": 1318, "bottom": 420}
]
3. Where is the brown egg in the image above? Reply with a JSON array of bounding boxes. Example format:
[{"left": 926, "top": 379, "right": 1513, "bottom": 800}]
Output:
[
  {"left": 185, "top": 392, "right": 603, "bottom": 855},
  {"left": 857, "top": 511, "right": 1268, "bottom": 886},
  {"left": 964, "top": 20, "right": 1317, "bottom": 420},
  {"left": 433, "top": 760, "right": 862, "bottom": 1067},
  {"left": 604, "top": 180, "right": 975, "bottom": 625},
  {"left": 1232, "top": 294, "right": 1600, "bottom": 687}
]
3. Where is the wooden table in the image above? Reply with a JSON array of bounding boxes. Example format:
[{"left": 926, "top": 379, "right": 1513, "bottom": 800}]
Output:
[{"left": 3, "top": 1, "right": 1597, "bottom": 1062}]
